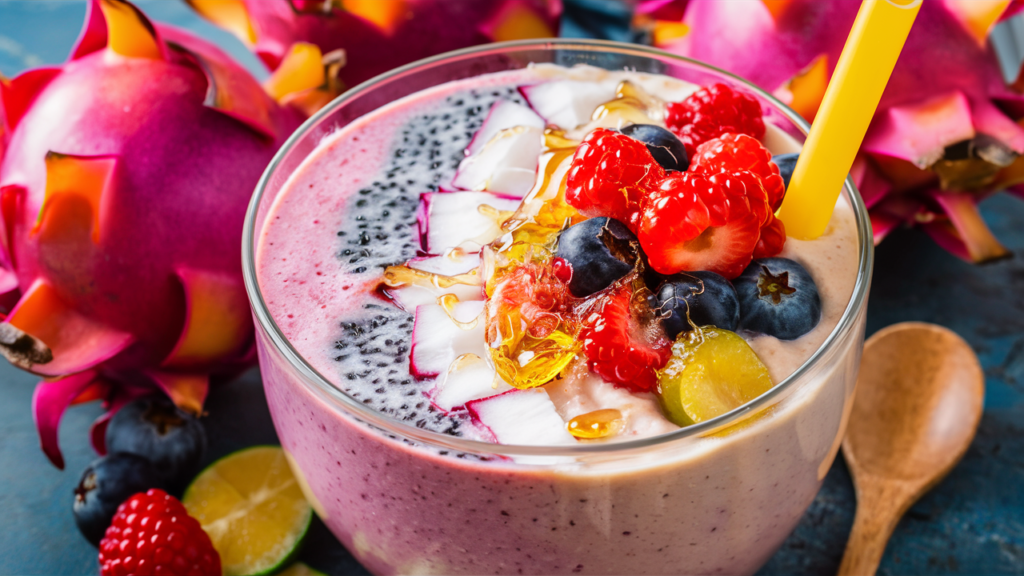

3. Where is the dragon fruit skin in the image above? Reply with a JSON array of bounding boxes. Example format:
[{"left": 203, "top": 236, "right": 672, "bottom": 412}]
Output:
[
  {"left": 0, "top": 0, "right": 303, "bottom": 469},
  {"left": 188, "top": 0, "right": 562, "bottom": 89},
  {"left": 644, "top": 0, "right": 1024, "bottom": 263}
]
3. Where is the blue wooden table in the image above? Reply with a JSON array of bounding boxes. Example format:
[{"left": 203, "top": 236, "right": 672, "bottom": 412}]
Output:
[{"left": 1, "top": 1, "right": 1022, "bottom": 574}]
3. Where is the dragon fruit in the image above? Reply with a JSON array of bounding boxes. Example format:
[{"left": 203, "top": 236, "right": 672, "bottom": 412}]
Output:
[
  {"left": 186, "top": 0, "right": 562, "bottom": 90},
  {"left": 638, "top": 0, "right": 1024, "bottom": 262},
  {"left": 0, "top": 0, "right": 307, "bottom": 469}
]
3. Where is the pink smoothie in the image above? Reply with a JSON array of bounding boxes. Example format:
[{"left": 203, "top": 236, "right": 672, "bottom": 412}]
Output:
[{"left": 254, "top": 65, "right": 868, "bottom": 574}]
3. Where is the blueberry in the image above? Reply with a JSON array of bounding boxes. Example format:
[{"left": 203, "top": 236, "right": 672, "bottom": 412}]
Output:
[
  {"left": 105, "top": 396, "right": 207, "bottom": 489},
  {"left": 734, "top": 257, "right": 821, "bottom": 340},
  {"left": 556, "top": 218, "right": 638, "bottom": 297},
  {"left": 73, "top": 453, "right": 162, "bottom": 546},
  {"left": 649, "top": 271, "right": 740, "bottom": 338},
  {"left": 620, "top": 124, "right": 689, "bottom": 172},
  {"left": 773, "top": 153, "right": 798, "bottom": 190}
]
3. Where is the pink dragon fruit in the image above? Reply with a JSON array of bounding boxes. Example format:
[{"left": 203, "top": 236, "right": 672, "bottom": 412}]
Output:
[
  {"left": 186, "top": 0, "right": 562, "bottom": 90},
  {"left": 0, "top": 0, "right": 306, "bottom": 469},
  {"left": 639, "top": 0, "right": 1024, "bottom": 262}
]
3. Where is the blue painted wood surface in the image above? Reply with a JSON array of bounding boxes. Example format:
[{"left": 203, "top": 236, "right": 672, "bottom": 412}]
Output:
[{"left": 0, "top": 1, "right": 1022, "bottom": 574}]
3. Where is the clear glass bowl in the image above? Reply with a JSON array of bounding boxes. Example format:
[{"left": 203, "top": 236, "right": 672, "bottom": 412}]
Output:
[{"left": 243, "top": 39, "right": 873, "bottom": 575}]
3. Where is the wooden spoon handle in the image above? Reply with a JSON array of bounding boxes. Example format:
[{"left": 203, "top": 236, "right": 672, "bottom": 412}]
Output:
[{"left": 837, "top": 479, "right": 915, "bottom": 576}]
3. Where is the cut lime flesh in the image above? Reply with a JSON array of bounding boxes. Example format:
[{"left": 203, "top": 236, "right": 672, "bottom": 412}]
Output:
[
  {"left": 658, "top": 327, "right": 774, "bottom": 426},
  {"left": 183, "top": 446, "right": 313, "bottom": 576}
]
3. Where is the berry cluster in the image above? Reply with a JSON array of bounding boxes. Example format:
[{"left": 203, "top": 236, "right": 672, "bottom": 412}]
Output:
[
  {"left": 553, "top": 83, "right": 790, "bottom": 388},
  {"left": 565, "top": 85, "right": 786, "bottom": 280}
]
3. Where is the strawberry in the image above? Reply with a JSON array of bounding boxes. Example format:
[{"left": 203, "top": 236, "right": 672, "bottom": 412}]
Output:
[
  {"left": 579, "top": 285, "right": 671, "bottom": 393},
  {"left": 666, "top": 83, "right": 766, "bottom": 156},
  {"left": 565, "top": 128, "right": 666, "bottom": 229},
  {"left": 639, "top": 170, "right": 764, "bottom": 279}
]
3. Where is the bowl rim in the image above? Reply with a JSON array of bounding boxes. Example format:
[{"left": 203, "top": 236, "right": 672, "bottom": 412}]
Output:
[{"left": 242, "top": 38, "right": 875, "bottom": 458}]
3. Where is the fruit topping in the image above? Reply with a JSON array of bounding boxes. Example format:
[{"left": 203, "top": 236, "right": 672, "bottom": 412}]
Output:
[
  {"left": 99, "top": 488, "right": 220, "bottom": 576},
  {"left": 467, "top": 389, "right": 575, "bottom": 446},
  {"left": 431, "top": 354, "right": 513, "bottom": 412},
  {"left": 452, "top": 124, "right": 544, "bottom": 198},
  {"left": 579, "top": 284, "right": 671, "bottom": 393},
  {"left": 410, "top": 299, "right": 486, "bottom": 379},
  {"left": 734, "top": 257, "right": 822, "bottom": 340},
  {"left": 691, "top": 133, "right": 786, "bottom": 212},
  {"left": 620, "top": 123, "right": 690, "bottom": 172},
  {"left": 657, "top": 327, "right": 773, "bottom": 427},
  {"left": 518, "top": 79, "right": 619, "bottom": 130},
  {"left": 666, "top": 82, "right": 766, "bottom": 156},
  {"left": 104, "top": 396, "right": 207, "bottom": 491},
  {"left": 565, "top": 128, "right": 666, "bottom": 228},
  {"left": 183, "top": 446, "right": 313, "bottom": 576},
  {"left": 555, "top": 217, "right": 639, "bottom": 297},
  {"left": 638, "top": 170, "right": 762, "bottom": 278},
  {"left": 416, "top": 191, "right": 521, "bottom": 254},
  {"left": 383, "top": 251, "right": 483, "bottom": 311},
  {"left": 772, "top": 152, "right": 799, "bottom": 191},
  {"left": 466, "top": 100, "right": 546, "bottom": 156},
  {"left": 567, "top": 408, "right": 625, "bottom": 440},
  {"left": 74, "top": 453, "right": 163, "bottom": 547},
  {"left": 486, "top": 262, "right": 578, "bottom": 389},
  {"left": 649, "top": 271, "right": 740, "bottom": 338}
]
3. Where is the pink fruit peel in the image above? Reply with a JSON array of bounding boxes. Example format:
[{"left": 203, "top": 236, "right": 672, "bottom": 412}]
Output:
[{"left": 0, "top": 0, "right": 302, "bottom": 468}]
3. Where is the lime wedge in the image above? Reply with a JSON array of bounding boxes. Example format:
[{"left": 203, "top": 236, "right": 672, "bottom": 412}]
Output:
[{"left": 183, "top": 446, "right": 313, "bottom": 576}]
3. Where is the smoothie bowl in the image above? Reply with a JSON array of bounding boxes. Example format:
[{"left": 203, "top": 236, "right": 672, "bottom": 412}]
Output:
[{"left": 243, "top": 40, "right": 873, "bottom": 575}]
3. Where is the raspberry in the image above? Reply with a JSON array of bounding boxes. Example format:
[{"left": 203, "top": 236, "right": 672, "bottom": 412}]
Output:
[
  {"left": 565, "top": 128, "right": 666, "bottom": 229},
  {"left": 691, "top": 133, "right": 786, "bottom": 211},
  {"left": 580, "top": 285, "right": 671, "bottom": 393},
  {"left": 666, "top": 83, "right": 766, "bottom": 157},
  {"left": 638, "top": 170, "right": 763, "bottom": 279},
  {"left": 99, "top": 489, "right": 221, "bottom": 576},
  {"left": 753, "top": 215, "right": 786, "bottom": 259}
]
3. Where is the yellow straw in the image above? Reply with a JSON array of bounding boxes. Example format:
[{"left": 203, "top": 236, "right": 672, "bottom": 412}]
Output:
[{"left": 777, "top": 0, "right": 921, "bottom": 240}]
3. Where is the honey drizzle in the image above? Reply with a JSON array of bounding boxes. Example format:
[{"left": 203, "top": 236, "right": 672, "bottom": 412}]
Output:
[
  {"left": 382, "top": 264, "right": 481, "bottom": 289},
  {"left": 567, "top": 409, "right": 625, "bottom": 439},
  {"left": 436, "top": 293, "right": 480, "bottom": 330}
]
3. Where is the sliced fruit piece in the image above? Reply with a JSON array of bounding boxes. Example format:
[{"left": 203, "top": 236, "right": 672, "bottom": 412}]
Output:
[
  {"left": 384, "top": 252, "right": 483, "bottom": 311},
  {"left": 430, "top": 354, "right": 514, "bottom": 412},
  {"left": 518, "top": 79, "right": 619, "bottom": 130},
  {"left": 467, "top": 99, "right": 546, "bottom": 155},
  {"left": 183, "top": 446, "right": 313, "bottom": 576},
  {"left": 417, "top": 192, "right": 521, "bottom": 254},
  {"left": 467, "top": 389, "right": 575, "bottom": 445},
  {"left": 410, "top": 300, "right": 486, "bottom": 379},
  {"left": 452, "top": 125, "right": 543, "bottom": 198},
  {"left": 657, "top": 327, "right": 773, "bottom": 427}
]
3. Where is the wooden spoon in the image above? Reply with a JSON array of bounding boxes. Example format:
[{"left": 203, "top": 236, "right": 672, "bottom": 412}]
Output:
[{"left": 837, "top": 322, "right": 984, "bottom": 576}]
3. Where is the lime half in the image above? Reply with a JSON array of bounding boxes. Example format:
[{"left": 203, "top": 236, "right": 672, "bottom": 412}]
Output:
[{"left": 183, "top": 446, "right": 313, "bottom": 576}]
